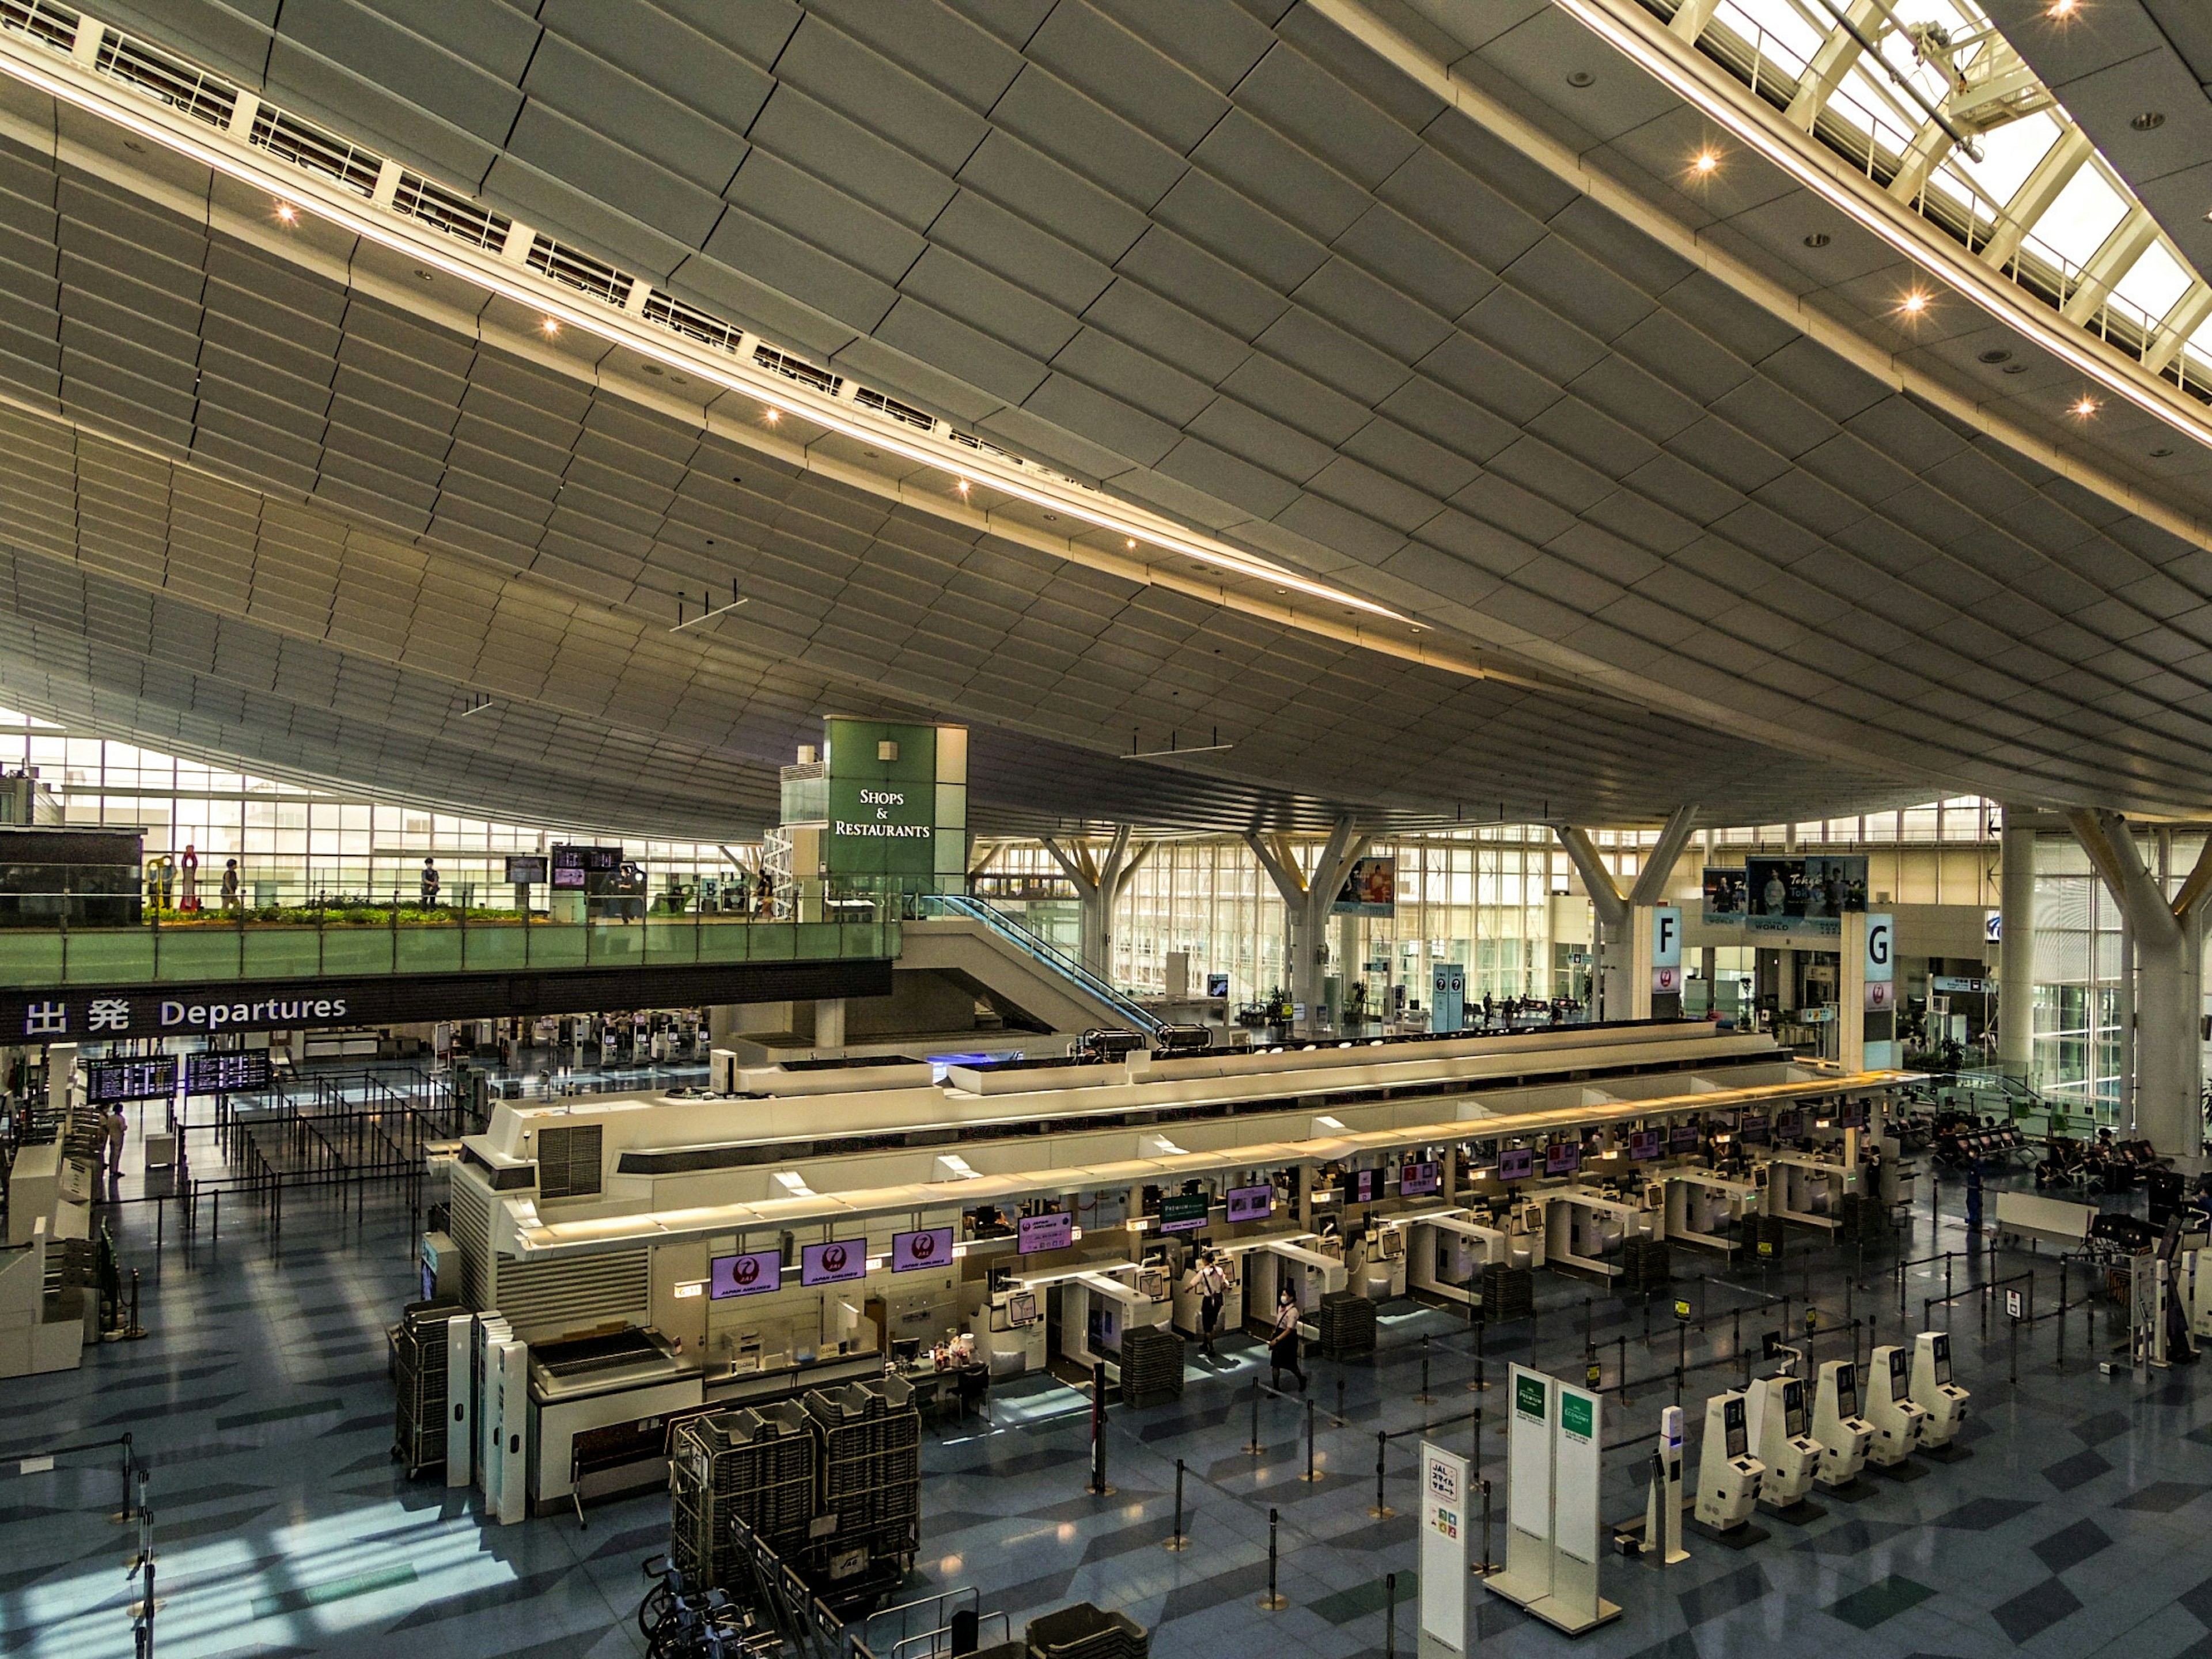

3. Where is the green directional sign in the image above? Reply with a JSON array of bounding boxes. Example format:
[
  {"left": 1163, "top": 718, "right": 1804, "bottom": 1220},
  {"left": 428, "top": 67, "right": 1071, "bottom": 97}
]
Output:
[
  {"left": 1516, "top": 1372, "right": 1547, "bottom": 1421},
  {"left": 1560, "top": 1391, "right": 1594, "bottom": 1441}
]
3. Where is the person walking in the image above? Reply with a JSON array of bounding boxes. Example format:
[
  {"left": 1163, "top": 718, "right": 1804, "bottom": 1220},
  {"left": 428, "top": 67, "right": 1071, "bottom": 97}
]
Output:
[
  {"left": 1270, "top": 1286, "right": 1306, "bottom": 1391},
  {"left": 1192, "top": 1253, "right": 1229, "bottom": 1357},
  {"left": 103, "top": 1103, "right": 126, "bottom": 1199},
  {"left": 220, "top": 858, "right": 241, "bottom": 913}
]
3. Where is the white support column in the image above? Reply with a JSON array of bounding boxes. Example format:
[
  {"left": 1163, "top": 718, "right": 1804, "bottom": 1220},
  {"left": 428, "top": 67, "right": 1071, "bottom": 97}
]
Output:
[
  {"left": 1041, "top": 826, "right": 1153, "bottom": 983},
  {"left": 1558, "top": 808, "right": 1698, "bottom": 1023},
  {"left": 813, "top": 997, "right": 846, "bottom": 1058},
  {"left": 1247, "top": 816, "right": 1368, "bottom": 1036},
  {"left": 1998, "top": 808, "right": 2036, "bottom": 1078},
  {"left": 2067, "top": 810, "right": 2212, "bottom": 1162}
]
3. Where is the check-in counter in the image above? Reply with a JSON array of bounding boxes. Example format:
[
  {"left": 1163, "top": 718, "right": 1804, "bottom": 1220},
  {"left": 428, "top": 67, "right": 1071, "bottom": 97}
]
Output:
[
  {"left": 1664, "top": 1169, "right": 1758, "bottom": 1251},
  {"left": 1540, "top": 1187, "right": 1645, "bottom": 1278},
  {"left": 1406, "top": 1211, "right": 1505, "bottom": 1305},
  {"left": 1233, "top": 1236, "right": 1345, "bottom": 1331},
  {"left": 1764, "top": 1152, "right": 1850, "bottom": 1230},
  {"left": 1057, "top": 1267, "right": 1172, "bottom": 1373}
]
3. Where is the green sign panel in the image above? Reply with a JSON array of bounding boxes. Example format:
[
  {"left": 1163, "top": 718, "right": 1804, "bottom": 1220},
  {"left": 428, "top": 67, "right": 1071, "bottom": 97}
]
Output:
[
  {"left": 1515, "top": 1372, "right": 1547, "bottom": 1421},
  {"left": 1560, "top": 1391, "right": 1594, "bottom": 1441},
  {"left": 825, "top": 718, "right": 938, "bottom": 878},
  {"left": 1158, "top": 1193, "right": 1210, "bottom": 1230}
]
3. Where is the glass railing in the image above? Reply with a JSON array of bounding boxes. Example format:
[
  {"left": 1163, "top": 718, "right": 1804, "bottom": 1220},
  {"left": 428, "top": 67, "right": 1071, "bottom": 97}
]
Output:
[
  {"left": 919, "top": 893, "right": 1166, "bottom": 1034},
  {"left": 0, "top": 874, "right": 906, "bottom": 987}
]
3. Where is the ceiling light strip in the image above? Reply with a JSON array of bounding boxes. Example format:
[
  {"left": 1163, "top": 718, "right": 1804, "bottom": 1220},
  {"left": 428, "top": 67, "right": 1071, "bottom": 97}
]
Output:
[{"left": 0, "top": 15, "right": 1414, "bottom": 630}]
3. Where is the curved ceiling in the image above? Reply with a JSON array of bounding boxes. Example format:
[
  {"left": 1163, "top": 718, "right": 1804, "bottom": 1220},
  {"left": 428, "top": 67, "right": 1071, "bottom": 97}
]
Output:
[{"left": 17, "top": 0, "right": 2212, "bottom": 828}]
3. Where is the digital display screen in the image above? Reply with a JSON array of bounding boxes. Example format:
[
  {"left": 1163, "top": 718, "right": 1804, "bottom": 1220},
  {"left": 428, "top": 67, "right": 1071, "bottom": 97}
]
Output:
[
  {"left": 710, "top": 1250, "right": 783, "bottom": 1298},
  {"left": 1628, "top": 1129, "right": 1662, "bottom": 1161},
  {"left": 1345, "top": 1168, "right": 1382, "bottom": 1204},
  {"left": 1006, "top": 1292, "right": 1037, "bottom": 1326},
  {"left": 1672, "top": 1122, "right": 1702, "bottom": 1152},
  {"left": 1498, "top": 1147, "right": 1534, "bottom": 1181},
  {"left": 891, "top": 1227, "right": 953, "bottom": 1272},
  {"left": 550, "top": 844, "right": 621, "bottom": 889},
  {"left": 183, "top": 1052, "right": 270, "bottom": 1095},
  {"left": 1225, "top": 1184, "right": 1274, "bottom": 1223},
  {"left": 503, "top": 854, "right": 547, "bottom": 883},
  {"left": 1017, "top": 1211, "right": 1073, "bottom": 1254},
  {"left": 1776, "top": 1111, "right": 1803, "bottom": 1141},
  {"left": 84, "top": 1058, "right": 177, "bottom": 1104},
  {"left": 1840, "top": 1100, "right": 1867, "bottom": 1128},
  {"left": 1399, "top": 1160, "right": 1441, "bottom": 1197},
  {"left": 800, "top": 1239, "right": 867, "bottom": 1285},
  {"left": 1158, "top": 1193, "right": 1211, "bottom": 1233},
  {"left": 1545, "top": 1141, "right": 1581, "bottom": 1176},
  {"left": 1739, "top": 1113, "right": 1771, "bottom": 1146}
]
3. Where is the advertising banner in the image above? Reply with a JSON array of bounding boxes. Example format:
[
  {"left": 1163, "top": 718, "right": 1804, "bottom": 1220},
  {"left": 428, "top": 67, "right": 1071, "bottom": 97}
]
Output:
[
  {"left": 1745, "top": 855, "right": 1868, "bottom": 936},
  {"left": 1554, "top": 1382, "right": 1601, "bottom": 1565},
  {"left": 1419, "top": 1442, "right": 1471, "bottom": 1652},
  {"left": 1331, "top": 855, "right": 1397, "bottom": 916},
  {"left": 1431, "top": 961, "right": 1465, "bottom": 1033},
  {"left": 1701, "top": 866, "right": 1747, "bottom": 926}
]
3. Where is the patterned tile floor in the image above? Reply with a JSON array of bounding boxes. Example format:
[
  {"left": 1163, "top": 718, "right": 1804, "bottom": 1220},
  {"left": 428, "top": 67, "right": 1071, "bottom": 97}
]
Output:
[{"left": 4, "top": 1138, "right": 2211, "bottom": 1658}]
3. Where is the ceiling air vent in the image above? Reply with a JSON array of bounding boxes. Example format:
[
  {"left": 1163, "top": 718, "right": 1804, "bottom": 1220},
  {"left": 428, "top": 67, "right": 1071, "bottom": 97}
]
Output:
[
  {"left": 0, "top": 0, "right": 77, "bottom": 52},
  {"left": 393, "top": 171, "right": 510, "bottom": 251},
  {"left": 753, "top": 343, "right": 842, "bottom": 398},
  {"left": 527, "top": 233, "right": 634, "bottom": 308},
  {"left": 946, "top": 429, "right": 1011, "bottom": 462},
  {"left": 642, "top": 290, "right": 742, "bottom": 354},
  {"left": 248, "top": 105, "right": 380, "bottom": 198},
  {"left": 855, "top": 387, "right": 937, "bottom": 433},
  {"left": 94, "top": 29, "right": 237, "bottom": 129}
]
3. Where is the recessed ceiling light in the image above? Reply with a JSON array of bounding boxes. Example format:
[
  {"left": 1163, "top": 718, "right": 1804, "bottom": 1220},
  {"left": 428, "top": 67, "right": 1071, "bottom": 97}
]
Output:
[
  {"left": 274, "top": 201, "right": 298, "bottom": 225},
  {"left": 1978, "top": 348, "right": 2013, "bottom": 363},
  {"left": 412, "top": 267, "right": 431, "bottom": 282},
  {"left": 1566, "top": 70, "right": 1595, "bottom": 88},
  {"left": 762, "top": 407, "right": 780, "bottom": 424},
  {"left": 122, "top": 139, "right": 144, "bottom": 154},
  {"left": 2071, "top": 396, "right": 2099, "bottom": 417},
  {"left": 2002, "top": 363, "right": 2028, "bottom": 374},
  {"left": 2132, "top": 111, "right": 2165, "bottom": 131},
  {"left": 1126, "top": 538, "right": 1138, "bottom": 550},
  {"left": 955, "top": 478, "right": 970, "bottom": 494},
  {"left": 539, "top": 316, "right": 560, "bottom": 338},
  {"left": 640, "top": 362, "right": 663, "bottom": 376},
  {"left": 1897, "top": 290, "right": 1930, "bottom": 316},
  {"left": 1803, "top": 232, "right": 1831, "bottom": 248},
  {"left": 1043, "top": 512, "right": 1057, "bottom": 521},
  {"left": 2152, "top": 446, "right": 2175, "bottom": 457},
  {"left": 1691, "top": 149, "right": 1719, "bottom": 176},
  {"left": 2046, "top": 0, "right": 2078, "bottom": 15}
]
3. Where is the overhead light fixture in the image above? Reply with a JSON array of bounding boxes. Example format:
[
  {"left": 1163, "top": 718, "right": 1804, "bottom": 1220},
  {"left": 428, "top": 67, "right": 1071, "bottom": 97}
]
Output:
[
  {"left": 1566, "top": 70, "right": 1595, "bottom": 88},
  {"left": 955, "top": 478, "right": 970, "bottom": 495},
  {"left": 2132, "top": 111, "right": 2166, "bottom": 131},
  {"left": 1897, "top": 289, "right": 1930, "bottom": 316},
  {"left": 2152, "top": 446, "right": 2175, "bottom": 457},
  {"left": 274, "top": 200, "right": 297, "bottom": 225},
  {"left": 762, "top": 407, "right": 780, "bottom": 424},
  {"left": 2046, "top": 0, "right": 2078, "bottom": 15},
  {"left": 1691, "top": 149, "right": 1719, "bottom": 176},
  {"left": 2071, "top": 396, "right": 2099, "bottom": 418},
  {"left": 539, "top": 316, "right": 560, "bottom": 338},
  {"left": 1978, "top": 348, "right": 2013, "bottom": 363},
  {"left": 1803, "top": 232, "right": 1831, "bottom": 248}
]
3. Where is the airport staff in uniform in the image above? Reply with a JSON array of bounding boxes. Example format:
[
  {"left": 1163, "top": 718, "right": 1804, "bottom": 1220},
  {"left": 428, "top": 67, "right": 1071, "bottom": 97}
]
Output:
[
  {"left": 1270, "top": 1286, "right": 1306, "bottom": 1391},
  {"left": 1188, "top": 1253, "right": 1228, "bottom": 1357}
]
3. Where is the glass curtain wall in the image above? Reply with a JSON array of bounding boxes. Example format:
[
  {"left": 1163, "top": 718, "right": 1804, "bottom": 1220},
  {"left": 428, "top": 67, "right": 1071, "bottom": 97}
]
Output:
[{"left": 0, "top": 707, "right": 754, "bottom": 906}]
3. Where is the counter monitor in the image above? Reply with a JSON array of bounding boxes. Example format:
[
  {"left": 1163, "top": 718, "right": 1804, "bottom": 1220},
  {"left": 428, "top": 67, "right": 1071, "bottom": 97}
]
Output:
[
  {"left": 1739, "top": 1113, "right": 1771, "bottom": 1146},
  {"left": 710, "top": 1249, "right": 783, "bottom": 1298},
  {"left": 1399, "top": 1160, "right": 1441, "bottom": 1197},
  {"left": 891, "top": 1227, "right": 953, "bottom": 1272},
  {"left": 1017, "top": 1211, "right": 1073, "bottom": 1254},
  {"left": 1672, "top": 1122, "right": 1702, "bottom": 1152},
  {"left": 1545, "top": 1141, "right": 1581, "bottom": 1176},
  {"left": 1498, "top": 1146, "right": 1535, "bottom": 1181},
  {"left": 1158, "top": 1192, "right": 1211, "bottom": 1234},
  {"left": 1225, "top": 1184, "right": 1274, "bottom": 1223},
  {"left": 1345, "top": 1167, "right": 1382, "bottom": 1205},
  {"left": 800, "top": 1239, "right": 868, "bottom": 1285},
  {"left": 1006, "top": 1291, "right": 1037, "bottom": 1326},
  {"left": 1776, "top": 1110, "right": 1803, "bottom": 1140},
  {"left": 1628, "top": 1128, "right": 1662, "bottom": 1160}
]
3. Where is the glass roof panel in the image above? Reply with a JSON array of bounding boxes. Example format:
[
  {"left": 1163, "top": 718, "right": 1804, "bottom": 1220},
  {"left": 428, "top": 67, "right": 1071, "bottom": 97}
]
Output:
[
  {"left": 1948, "top": 111, "right": 2062, "bottom": 210},
  {"left": 2112, "top": 241, "right": 2192, "bottom": 325},
  {"left": 2035, "top": 163, "right": 2128, "bottom": 267},
  {"left": 1713, "top": 0, "right": 1828, "bottom": 70}
]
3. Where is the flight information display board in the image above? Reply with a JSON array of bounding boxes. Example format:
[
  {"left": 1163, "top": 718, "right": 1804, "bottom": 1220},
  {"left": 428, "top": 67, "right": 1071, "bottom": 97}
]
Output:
[
  {"left": 84, "top": 1057, "right": 177, "bottom": 1103},
  {"left": 184, "top": 1052, "right": 271, "bottom": 1095}
]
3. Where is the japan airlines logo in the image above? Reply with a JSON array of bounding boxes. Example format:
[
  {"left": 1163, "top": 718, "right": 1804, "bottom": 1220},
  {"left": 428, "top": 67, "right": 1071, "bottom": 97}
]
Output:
[
  {"left": 734, "top": 1257, "right": 762, "bottom": 1287},
  {"left": 910, "top": 1233, "right": 937, "bottom": 1260},
  {"left": 822, "top": 1244, "right": 848, "bottom": 1274}
]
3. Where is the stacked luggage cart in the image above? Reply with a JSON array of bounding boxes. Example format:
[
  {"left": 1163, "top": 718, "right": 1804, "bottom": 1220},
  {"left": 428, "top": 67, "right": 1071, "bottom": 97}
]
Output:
[
  {"left": 1315, "top": 1289, "right": 1376, "bottom": 1359},
  {"left": 669, "top": 1374, "right": 921, "bottom": 1612},
  {"left": 1116, "top": 1325, "right": 1185, "bottom": 1407},
  {"left": 389, "top": 1297, "right": 460, "bottom": 1478}
]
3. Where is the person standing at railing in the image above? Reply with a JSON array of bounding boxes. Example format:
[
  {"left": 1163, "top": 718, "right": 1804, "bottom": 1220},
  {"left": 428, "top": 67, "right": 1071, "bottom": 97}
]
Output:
[
  {"left": 180, "top": 843, "right": 198, "bottom": 912},
  {"left": 221, "top": 858, "right": 241, "bottom": 914},
  {"left": 421, "top": 857, "right": 441, "bottom": 907}
]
